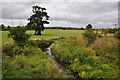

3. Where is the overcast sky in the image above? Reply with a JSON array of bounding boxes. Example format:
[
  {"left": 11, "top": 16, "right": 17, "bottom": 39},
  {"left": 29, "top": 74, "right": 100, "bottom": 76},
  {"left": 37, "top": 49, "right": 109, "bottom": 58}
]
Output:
[{"left": 0, "top": 0, "right": 119, "bottom": 28}]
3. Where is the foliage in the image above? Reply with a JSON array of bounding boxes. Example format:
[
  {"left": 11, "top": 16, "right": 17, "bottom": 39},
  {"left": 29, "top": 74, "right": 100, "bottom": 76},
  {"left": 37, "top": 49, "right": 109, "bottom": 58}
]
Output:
[
  {"left": 27, "top": 5, "right": 50, "bottom": 35},
  {"left": 3, "top": 52, "right": 67, "bottom": 78},
  {"left": 75, "top": 36, "right": 88, "bottom": 47},
  {"left": 7, "top": 26, "right": 11, "bottom": 30},
  {"left": 114, "top": 29, "right": 120, "bottom": 39},
  {"left": 83, "top": 29, "right": 97, "bottom": 44},
  {"left": 103, "top": 29, "right": 109, "bottom": 36},
  {"left": 2, "top": 43, "right": 36, "bottom": 57},
  {"left": 1, "top": 24, "right": 7, "bottom": 31},
  {"left": 2, "top": 40, "right": 68, "bottom": 78},
  {"left": 3, "top": 39, "right": 54, "bottom": 57},
  {"left": 108, "top": 28, "right": 118, "bottom": 33},
  {"left": 93, "top": 37, "right": 119, "bottom": 56},
  {"left": 51, "top": 38, "right": 119, "bottom": 79},
  {"left": 2, "top": 29, "right": 119, "bottom": 78},
  {"left": 45, "top": 27, "right": 85, "bottom": 30},
  {"left": 86, "top": 24, "right": 92, "bottom": 30},
  {"left": 28, "top": 39, "right": 54, "bottom": 51},
  {"left": 8, "top": 27, "right": 31, "bottom": 46}
]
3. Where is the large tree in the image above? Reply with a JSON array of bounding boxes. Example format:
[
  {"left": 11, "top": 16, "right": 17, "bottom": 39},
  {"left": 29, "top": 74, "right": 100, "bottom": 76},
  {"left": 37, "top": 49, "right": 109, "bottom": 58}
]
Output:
[
  {"left": 1, "top": 24, "right": 5, "bottom": 30},
  {"left": 27, "top": 5, "right": 50, "bottom": 35},
  {"left": 86, "top": 24, "right": 92, "bottom": 30}
]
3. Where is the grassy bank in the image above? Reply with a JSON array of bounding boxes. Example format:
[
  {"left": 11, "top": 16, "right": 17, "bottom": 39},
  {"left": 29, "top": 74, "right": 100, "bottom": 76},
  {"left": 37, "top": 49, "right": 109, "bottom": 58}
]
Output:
[
  {"left": 51, "top": 36, "right": 119, "bottom": 79},
  {"left": 2, "top": 40, "right": 69, "bottom": 78}
]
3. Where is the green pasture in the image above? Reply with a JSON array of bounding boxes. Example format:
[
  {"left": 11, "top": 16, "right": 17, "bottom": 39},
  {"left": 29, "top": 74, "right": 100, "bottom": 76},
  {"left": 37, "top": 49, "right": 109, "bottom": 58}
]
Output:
[{"left": 2, "top": 29, "right": 84, "bottom": 43}]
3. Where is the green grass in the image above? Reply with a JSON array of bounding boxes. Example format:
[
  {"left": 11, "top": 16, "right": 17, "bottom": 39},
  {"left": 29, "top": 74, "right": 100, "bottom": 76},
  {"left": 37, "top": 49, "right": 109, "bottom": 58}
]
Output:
[
  {"left": 3, "top": 50, "right": 68, "bottom": 78},
  {"left": 2, "top": 29, "right": 84, "bottom": 43},
  {"left": 51, "top": 37, "right": 119, "bottom": 78},
  {"left": 2, "top": 40, "right": 71, "bottom": 78}
]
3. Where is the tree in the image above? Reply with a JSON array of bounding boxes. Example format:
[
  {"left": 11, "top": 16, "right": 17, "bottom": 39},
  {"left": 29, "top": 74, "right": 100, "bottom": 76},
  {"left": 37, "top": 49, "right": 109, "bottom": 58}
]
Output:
[
  {"left": 104, "top": 29, "right": 109, "bottom": 36},
  {"left": 114, "top": 29, "right": 120, "bottom": 39},
  {"left": 86, "top": 24, "right": 92, "bottom": 30},
  {"left": 7, "top": 25, "right": 11, "bottom": 30},
  {"left": 27, "top": 5, "right": 50, "bottom": 35},
  {"left": 83, "top": 29, "right": 97, "bottom": 44},
  {"left": 1, "top": 24, "right": 5, "bottom": 30},
  {"left": 8, "top": 27, "right": 31, "bottom": 46}
]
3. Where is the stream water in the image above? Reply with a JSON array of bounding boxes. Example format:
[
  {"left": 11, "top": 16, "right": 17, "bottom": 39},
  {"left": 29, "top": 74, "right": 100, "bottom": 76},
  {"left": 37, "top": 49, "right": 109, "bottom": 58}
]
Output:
[
  {"left": 44, "top": 47, "right": 67, "bottom": 71},
  {"left": 44, "top": 48, "right": 75, "bottom": 77}
]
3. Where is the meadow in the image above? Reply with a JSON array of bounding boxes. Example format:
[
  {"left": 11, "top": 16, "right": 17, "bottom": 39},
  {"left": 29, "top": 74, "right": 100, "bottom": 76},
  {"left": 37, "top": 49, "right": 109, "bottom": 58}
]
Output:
[
  {"left": 2, "top": 29, "right": 84, "bottom": 78},
  {"left": 2, "top": 29, "right": 119, "bottom": 79},
  {"left": 2, "top": 29, "right": 84, "bottom": 43}
]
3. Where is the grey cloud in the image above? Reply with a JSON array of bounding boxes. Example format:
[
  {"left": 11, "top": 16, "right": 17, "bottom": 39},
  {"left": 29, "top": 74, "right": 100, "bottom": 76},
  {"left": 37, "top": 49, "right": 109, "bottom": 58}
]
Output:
[
  {"left": 1, "top": 2, "right": 37, "bottom": 19},
  {"left": 1, "top": 1, "right": 118, "bottom": 28}
]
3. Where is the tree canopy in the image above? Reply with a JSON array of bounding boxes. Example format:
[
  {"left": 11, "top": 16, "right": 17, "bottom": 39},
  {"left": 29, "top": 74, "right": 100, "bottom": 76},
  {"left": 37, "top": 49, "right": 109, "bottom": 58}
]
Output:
[
  {"left": 27, "top": 5, "right": 50, "bottom": 35},
  {"left": 86, "top": 24, "right": 92, "bottom": 29}
]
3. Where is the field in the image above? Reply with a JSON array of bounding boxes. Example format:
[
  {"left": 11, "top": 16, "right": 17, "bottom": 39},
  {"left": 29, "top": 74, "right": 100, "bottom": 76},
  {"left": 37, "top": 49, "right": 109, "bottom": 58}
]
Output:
[
  {"left": 2, "top": 29, "right": 84, "bottom": 43},
  {"left": 2, "top": 29, "right": 119, "bottom": 79},
  {"left": 2, "top": 29, "right": 84, "bottom": 78}
]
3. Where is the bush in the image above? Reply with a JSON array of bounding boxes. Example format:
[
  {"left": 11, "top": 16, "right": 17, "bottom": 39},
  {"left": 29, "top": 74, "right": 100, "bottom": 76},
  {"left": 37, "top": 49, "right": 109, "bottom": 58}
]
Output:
[
  {"left": 2, "top": 40, "right": 68, "bottom": 78},
  {"left": 75, "top": 36, "right": 88, "bottom": 47},
  {"left": 83, "top": 30, "right": 97, "bottom": 44},
  {"left": 51, "top": 38, "right": 119, "bottom": 78},
  {"left": 28, "top": 39, "right": 54, "bottom": 51},
  {"left": 2, "top": 43, "right": 14, "bottom": 52},
  {"left": 3, "top": 39, "right": 54, "bottom": 57},
  {"left": 2, "top": 43, "right": 38, "bottom": 57},
  {"left": 108, "top": 28, "right": 117, "bottom": 33},
  {"left": 114, "top": 29, "right": 120, "bottom": 39},
  {"left": 3, "top": 53, "right": 67, "bottom": 78},
  {"left": 93, "top": 37, "right": 119, "bottom": 56},
  {"left": 8, "top": 27, "right": 31, "bottom": 46}
]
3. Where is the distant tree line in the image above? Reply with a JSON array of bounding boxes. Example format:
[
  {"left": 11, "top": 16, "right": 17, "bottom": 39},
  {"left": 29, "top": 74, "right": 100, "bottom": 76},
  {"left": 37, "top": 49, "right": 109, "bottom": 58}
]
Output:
[
  {"left": 43, "top": 27, "right": 85, "bottom": 30},
  {"left": 0, "top": 24, "right": 11, "bottom": 31},
  {"left": 0, "top": 24, "right": 26, "bottom": 31},
  {"left": 24, "top": 26, "right": 85, "bottom": 30},
  {"left": 0, "top": 23, "right": 119, "bottom": 34}
]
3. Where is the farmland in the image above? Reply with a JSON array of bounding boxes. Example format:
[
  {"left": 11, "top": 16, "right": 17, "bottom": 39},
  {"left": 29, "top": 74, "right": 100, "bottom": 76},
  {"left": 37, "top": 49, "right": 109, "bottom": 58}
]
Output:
[
  {"left": 2, "top": 29, "right": 120, "bottom": 79},
  {"left": 2, "top": 29, "right": 85, "bottom": 78},
  {"left": 2, "top": 29, "right": 84, "bottom": 43},
  {"left": 1, "top": 1, "right": 119, "bottom": 79}
]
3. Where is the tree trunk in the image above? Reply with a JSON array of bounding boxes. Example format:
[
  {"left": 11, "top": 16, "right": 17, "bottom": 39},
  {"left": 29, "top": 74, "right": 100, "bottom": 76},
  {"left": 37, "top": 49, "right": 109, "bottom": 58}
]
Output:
[
  {"left": 34, "top": 30, "right": 37, "bottom": 35},
  {"left": 37, "top": 30, "right": 42, "bottom": 35}
]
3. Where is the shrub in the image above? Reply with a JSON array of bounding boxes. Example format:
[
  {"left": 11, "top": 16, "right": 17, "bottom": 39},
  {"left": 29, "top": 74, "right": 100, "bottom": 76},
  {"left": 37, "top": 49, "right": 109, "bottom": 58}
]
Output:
[
  {"left": 3, "top": 39, "right": 54, "bottom": 57},
  {"left": 2, "top": 43, "right": 14, "bottom": 53},
  {"left": 51, "top": 38, "right": 119, "bottom": 78},
  {"left": 2, "top": 43, "right": 16, "bottom": 57},
  {"left": 114, "top": 29, "right": 120, "bottom": 39},
  {"left": 108, "top": 28, "right": 117, "bottom": 33},
  {"left": 83, "top": 29, "right": 97, "bottom": 44},
  {"left": 86, "top": 24, "right": 92, "bottom": 30},
  {"left": 80, "top": 47, "right": 96, "bottom": 57},
  {"left": 93, "top": 37, "right": 119, "bottom": 56},
  {"left": 75, "top": 36, "right": 88, "bottom": 47},
  {"left": 28, "top": 39, "right": 54, "bottom": 51},
  {"left": 103, "top": 29, "right": 109, "bottom": 36},
  {"left": 2, "top": 53, "right": 67, "bottom": 78},
  {"left": 8, "top": 27, "right": 31, "bottom": 46}
]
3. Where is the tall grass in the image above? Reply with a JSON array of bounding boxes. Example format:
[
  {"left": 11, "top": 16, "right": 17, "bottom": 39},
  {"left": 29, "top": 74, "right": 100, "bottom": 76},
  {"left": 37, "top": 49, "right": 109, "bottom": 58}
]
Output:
[
  {"left": 93, "top": 37, "right": 119, "bottom": 56},
  {"left": 75, "top": 36, "right": 88, "bottom": 47}
]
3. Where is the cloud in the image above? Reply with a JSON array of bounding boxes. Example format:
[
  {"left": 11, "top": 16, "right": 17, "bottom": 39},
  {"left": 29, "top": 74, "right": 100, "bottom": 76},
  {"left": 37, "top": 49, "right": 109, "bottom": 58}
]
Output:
[
  {"left": 1, "top": 0, "right": 120, "bottom": 2},
  {"left": 1, "top": 1, "right": 118, "bottom": 28}
]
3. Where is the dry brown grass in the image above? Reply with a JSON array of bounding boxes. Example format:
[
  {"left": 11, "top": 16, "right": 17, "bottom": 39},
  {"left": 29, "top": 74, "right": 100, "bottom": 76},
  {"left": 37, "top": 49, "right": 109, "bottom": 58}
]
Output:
[
  {"left": 75, "top": 36, "right": 88, "bottom": 47},
  {"left": 93, "top": 37, "right": 119, "bottom": 56}
]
